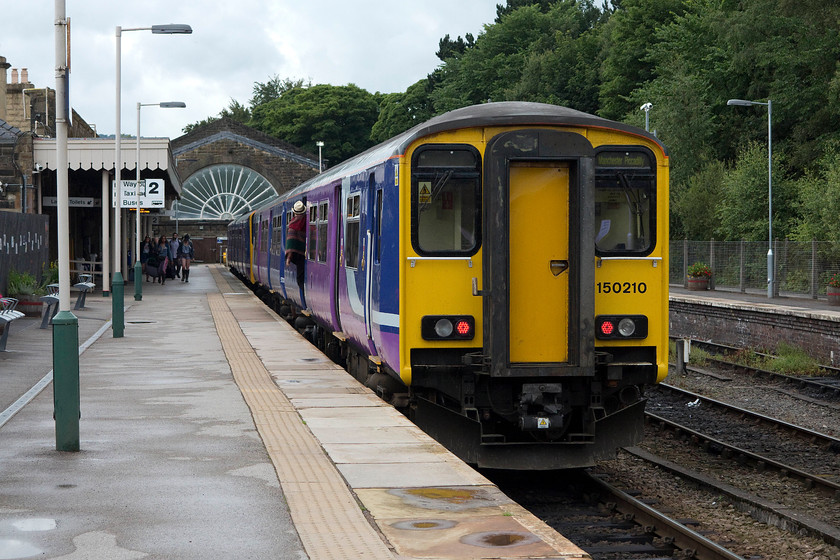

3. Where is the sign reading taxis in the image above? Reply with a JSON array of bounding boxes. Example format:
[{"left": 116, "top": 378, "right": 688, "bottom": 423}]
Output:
[{"left": 112, "top": 179, "right": 165, "bottom": 209}]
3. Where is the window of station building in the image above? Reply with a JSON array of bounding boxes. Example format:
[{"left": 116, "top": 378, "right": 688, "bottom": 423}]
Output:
[
  {"left": 317, "top": 201, "right": 329, "bottom": 263},
  {"left": 345, "top": 193, "right": 361, "bottom": 269},
  {"left": 411, "top": 144, "right": 481, "bottom": 256},
  {"left": 594, "top": 148, "right": 656, "bottom": 255},
  {"left": 308, "top": 205, "right": 317, "bottom": 261}
]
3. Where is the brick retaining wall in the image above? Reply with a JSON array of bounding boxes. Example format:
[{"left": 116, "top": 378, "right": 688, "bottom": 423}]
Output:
[{"left": 670, "top": 297, "right": 840, "bottom": 366}]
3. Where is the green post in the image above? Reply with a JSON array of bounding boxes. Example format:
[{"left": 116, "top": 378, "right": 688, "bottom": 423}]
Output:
[
  {"left": 53, "top": 310, "right": 79, "bottom": 451},
  {"left": 112, "top": 271, "right": 124, "bottom": 338},
  {"left": 134, "top": 260, "right": 142, "bottom": 301}
]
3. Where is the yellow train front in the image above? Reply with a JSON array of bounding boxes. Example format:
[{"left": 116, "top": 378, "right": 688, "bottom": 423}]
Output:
[{"left": 398, "top": 102, "right": 669, "bottom": 470}]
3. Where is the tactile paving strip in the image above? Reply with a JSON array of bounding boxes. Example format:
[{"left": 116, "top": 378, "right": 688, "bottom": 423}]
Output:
[{"left": 207, "top": 269, "right": 393, "bottom": 559}]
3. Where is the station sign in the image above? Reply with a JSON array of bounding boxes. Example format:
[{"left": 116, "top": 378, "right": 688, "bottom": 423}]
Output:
[{"left": 112, "top": 179, "right": 165, "bottom": 209}]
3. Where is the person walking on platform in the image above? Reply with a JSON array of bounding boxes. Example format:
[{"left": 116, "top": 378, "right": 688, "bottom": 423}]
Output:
[
  {"left": 140, "top": 235, "right": 153, "bottom": 278},
  {"left": 285, "top": 201, "right": 306, "bottom": 290},
  {"left": 156, "top": 236, "right": 171, "bottom": 285},
  {"left": 180, "top": 234, "right": 194, "bottom": 282},
  {"left": 169, "top": 233, "right": 181, "bottom": 278}
]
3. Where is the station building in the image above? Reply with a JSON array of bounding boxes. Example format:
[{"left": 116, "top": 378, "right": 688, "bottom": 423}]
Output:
[{"left": 1, "top": 53, "right": 320, "bottom": 293}]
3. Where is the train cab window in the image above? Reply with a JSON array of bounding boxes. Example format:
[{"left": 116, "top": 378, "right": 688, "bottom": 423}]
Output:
[
  {"left": 345, "top": 193, "right": 361, "bottom": 269},
  {"left": 411, "top": 145, "right": 481, "bottom": 256},
  {"left": 307, "top": 205, "right": 317, "bottom": 260},
  {"left": 594, "top": 149, "right": 656, "bottom": 255},
  {"left": 317, "top": 201, "right": 328, "bottom": 262}
]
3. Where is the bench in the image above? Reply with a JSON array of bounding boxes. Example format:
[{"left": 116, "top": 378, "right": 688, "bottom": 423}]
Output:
[
  {"left": 73, "top": 274, "right": 96, "bottom": 310},
  {"left": 39, "top": 283, "right": 60, "bottom": 329},
  {"left": 0, "top": 297, "right": 25, "bottom": 352}
]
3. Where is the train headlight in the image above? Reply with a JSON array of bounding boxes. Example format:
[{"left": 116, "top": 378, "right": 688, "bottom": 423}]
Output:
[
  {"left": 434, "top": 318, "right": 454, "bottom": 338},
  {"left": 422, "top": 315, "right": 475, "bottom": 340},
  {"left": 595, "top": 315, "right": 648, "bottom": 340}
]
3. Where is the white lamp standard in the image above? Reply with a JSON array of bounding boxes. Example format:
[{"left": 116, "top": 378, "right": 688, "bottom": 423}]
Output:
[
  {"left": 113, "top": 23, "right": 191, "bottom": 336},
  {"left": 640, "top": 102, "right": 652, "bottom": 132},
  {"left": 727, "top": 98, "right": 773, "bottom": 298},
  {"left": 316, "top": 141, "right": 324, "bottom": 172},
  {"left": 134, "top": 101, "right": 186, "bottom": 301}
]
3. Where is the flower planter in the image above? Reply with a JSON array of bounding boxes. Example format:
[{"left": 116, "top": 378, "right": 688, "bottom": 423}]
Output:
[
  {"left": 10, "top": 294, "right": 45, "bottom": 317},
  {"left": 828, "top": 291, "right": 840, "bottom": 306},
  {"left": 687, "top": 277, "right": 710, "bottom": 291}
]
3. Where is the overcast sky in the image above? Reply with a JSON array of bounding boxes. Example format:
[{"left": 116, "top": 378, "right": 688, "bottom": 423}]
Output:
[{"left": 1, "top": 1, "right": 498, "bottom": 141}]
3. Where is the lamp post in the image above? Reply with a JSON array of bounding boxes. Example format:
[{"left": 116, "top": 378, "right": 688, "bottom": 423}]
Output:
[
  {"left": 114, "top": 23, "right": 191, "bottom": 336},
  {"left": 640, "top": 102, "right": 652, "bottom": 132},
  {"left": 134, "top": 101, "right": 186, "bottom": 301},
  {"left": 316, "top": 141, "right": 324, "bottom": 172},
  {"left": 727, "top": 98, "right": 773, "bottom": 298}
]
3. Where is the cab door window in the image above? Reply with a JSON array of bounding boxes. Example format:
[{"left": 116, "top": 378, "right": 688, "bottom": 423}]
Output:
[{"left": 594, "top": 149, "right": 656, "bottom": 255}]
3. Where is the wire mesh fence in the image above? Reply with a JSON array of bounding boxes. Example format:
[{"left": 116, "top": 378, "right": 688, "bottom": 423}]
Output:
[{"left": 669, "top": 240, "right": 840, "bottom": 298}]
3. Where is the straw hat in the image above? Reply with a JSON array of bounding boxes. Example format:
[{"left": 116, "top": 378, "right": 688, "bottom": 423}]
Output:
[{"left": 293, "top": 201, "right": 305, "bottom": 214}]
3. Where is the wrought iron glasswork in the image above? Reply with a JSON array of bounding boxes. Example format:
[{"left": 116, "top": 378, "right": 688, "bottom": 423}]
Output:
[{"left": 175, "top": 164, "right": 277, "bottom": 220}]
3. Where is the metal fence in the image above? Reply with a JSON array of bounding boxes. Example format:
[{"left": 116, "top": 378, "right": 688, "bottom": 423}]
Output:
[{"left": 670, "top": 240, "right": 840, "bottom": 298}]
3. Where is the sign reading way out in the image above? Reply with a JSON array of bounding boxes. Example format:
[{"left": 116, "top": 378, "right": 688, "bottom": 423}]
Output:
[{"left": 112, "top": 179, "right": 165, "bottom": 209}]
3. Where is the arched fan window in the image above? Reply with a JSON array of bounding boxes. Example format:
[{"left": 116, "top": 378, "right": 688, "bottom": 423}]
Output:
[{"left": 174, "top": 164, "right": 277, "bottom": 220}]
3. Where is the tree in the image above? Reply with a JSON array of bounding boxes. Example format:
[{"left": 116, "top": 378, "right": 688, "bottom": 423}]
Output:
[
  {"left": 370, "top": 79, "right": 435, "bottom": 143},
  {"left": 250, "top": 84, "right": 380, "bottom": 164},
  {"left": 716, "top": 142, "right": 794, "bottom": 242},
  {"left": 432, "top": 2, "right": 603, "bottom": 113},
  {"left": 250, "top": 76, "right": 310, "bottom": 108},
  {"left": 598, "top": 0, "right": 685, "bottom": 120},
  {"left": 792, "top": 143, "right": 840, "bottom": 241}
]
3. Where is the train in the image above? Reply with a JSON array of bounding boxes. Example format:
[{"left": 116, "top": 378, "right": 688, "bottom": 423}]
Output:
[{"left": 228, "top": 101, "right": 669, "bottom": 470}]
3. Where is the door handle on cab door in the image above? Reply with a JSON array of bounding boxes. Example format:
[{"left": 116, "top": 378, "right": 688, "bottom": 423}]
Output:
[
  {"left": 472, "top": 277, "right": 484, "bottom": 296},
  {"left": 550, "top": 260, "right": 569, "bottom": 277}
]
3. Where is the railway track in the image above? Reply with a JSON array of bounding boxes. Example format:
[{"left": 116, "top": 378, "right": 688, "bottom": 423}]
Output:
[{"left": 491, "top": 468, "right": 745, "bottom": 560}]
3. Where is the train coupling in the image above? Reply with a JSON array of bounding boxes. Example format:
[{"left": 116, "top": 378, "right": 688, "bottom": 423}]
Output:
[{"left": 518, "top": 383, "right": 566, "bottom": 431}]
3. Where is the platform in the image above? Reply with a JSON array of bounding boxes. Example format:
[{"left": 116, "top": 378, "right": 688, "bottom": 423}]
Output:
[{"left": 0, "top": 265, "right": 587, "bottom": 560}]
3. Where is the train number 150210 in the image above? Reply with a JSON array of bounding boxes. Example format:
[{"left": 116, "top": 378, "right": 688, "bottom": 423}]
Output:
[{"left": 596, "top": 281, "right": 647, "bottom": 294}]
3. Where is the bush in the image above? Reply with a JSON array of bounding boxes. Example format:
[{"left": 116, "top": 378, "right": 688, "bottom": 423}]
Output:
[{"left": 7, "top": 269, "right": 41, "bottom": 296}]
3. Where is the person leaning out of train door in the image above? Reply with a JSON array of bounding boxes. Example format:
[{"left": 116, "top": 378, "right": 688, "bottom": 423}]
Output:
[
  {"left": 285, "top": 200, "right": 306, "bottom": 289},
  {"left": 179, "top": 234, "right": 194, "bottom": 283}
]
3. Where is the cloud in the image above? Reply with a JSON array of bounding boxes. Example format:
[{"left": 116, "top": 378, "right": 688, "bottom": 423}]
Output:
[{"left": 1, "top": 0, "right": 496, "bottom": 139}]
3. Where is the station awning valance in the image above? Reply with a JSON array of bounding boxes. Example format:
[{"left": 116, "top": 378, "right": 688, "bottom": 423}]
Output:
[{"left": 33, "top": 137, "right": 182, "bottom": 196}]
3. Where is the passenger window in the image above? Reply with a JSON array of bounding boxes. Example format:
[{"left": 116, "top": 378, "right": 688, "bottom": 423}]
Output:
[
  {"left": 411, "top": 145, "right": 481, "bottom": 256},
  {"left": 345, "top": 194, "right": 361, "bottom": 269},
  {"left": 594, "top": 149, "right": 656, "bottom": 255},
  {"left": 307, "top": 205, "right": 317, "bottom": 260},
  {"left": 317, "top": 201, "right": 328, "bottom": 263}
]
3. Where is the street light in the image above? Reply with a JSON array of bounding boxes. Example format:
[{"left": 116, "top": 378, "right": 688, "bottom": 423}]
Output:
[
  {"left": 727, "top": 98, "right": 773, "bottom": 298},
  {"left": 640, "top": 102, "right": 652, "bottom": 132},
  {"left": 114, "top": 23, "right": 191, "bottom": 336},
  {"left": 134, "top": 101, "right": 186, "bottom": 301},
  {"left": 316, "top": 141, "right": 324, "bottom": 172}
]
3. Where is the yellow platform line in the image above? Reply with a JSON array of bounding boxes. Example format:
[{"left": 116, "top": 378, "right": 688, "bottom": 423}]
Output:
[{"left": 207, "top": 267, "right": 393, "bottom": 559}]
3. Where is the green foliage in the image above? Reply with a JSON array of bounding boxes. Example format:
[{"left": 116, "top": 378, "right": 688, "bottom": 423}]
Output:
[
  {"left": 791, "top": 143, "right": 840, "bottom": 241},
  {"left": 250, "top": 84, "right": 380, "bottom": 164},
  {"left": 673, "top": 161, "right": 725, "bottom": 240},
  {"left": 370, "top": 79, "right": 435, "bottom": 143},
  {"left": 7, "top": 269, "right": 41, "bottom": 297},
  {"left": 768, "top": 342, "right": 821, "bottom": 375}
]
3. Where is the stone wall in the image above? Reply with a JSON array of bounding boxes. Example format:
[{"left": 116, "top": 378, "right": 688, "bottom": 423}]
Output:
[{"left": 669, "top": 297, "right": 840, "bottom": 366}]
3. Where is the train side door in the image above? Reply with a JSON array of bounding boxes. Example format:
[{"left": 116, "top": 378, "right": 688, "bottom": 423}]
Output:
[{"left": 483, "top": 129, "right": 596, "bottom": 377}]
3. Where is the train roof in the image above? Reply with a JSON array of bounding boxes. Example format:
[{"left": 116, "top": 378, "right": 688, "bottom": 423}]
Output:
[{"left": 243, "top": 102, "right": 666, "bottom": 218}]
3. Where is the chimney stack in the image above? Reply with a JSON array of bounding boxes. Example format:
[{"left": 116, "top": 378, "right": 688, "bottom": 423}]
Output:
[
  {"left": 0, "top": 56, "right": 9, "bottom": 120},
  {"left": 21, "top": 68, "right": 29, "bottom": 84},
  {"left": 11, "top": 68, "right": 18, "bottom": 84}
]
